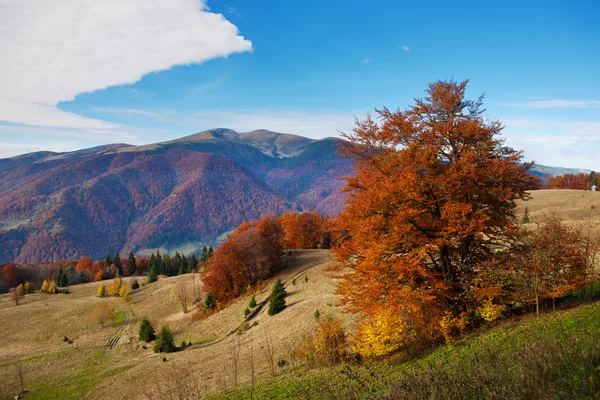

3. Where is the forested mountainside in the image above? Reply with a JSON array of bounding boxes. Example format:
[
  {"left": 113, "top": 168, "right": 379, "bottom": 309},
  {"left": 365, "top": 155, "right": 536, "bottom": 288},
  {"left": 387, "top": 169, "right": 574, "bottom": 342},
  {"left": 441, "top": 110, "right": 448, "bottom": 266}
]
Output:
[{"left": 0, "top": 129, "right": 353, "bottom": 263}]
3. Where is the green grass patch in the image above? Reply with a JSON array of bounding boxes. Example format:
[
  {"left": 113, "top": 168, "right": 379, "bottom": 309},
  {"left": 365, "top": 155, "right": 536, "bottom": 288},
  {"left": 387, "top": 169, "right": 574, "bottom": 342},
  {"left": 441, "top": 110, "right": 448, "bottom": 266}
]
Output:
[
  {"left": 22, "top": 350, "right": 136, "bottom": 400},
  {"left": 208, "top": 302, "right": 600, "bottom": 399},
  {"left": 190, "top": 336, "right": 218, "bottom": 346}
]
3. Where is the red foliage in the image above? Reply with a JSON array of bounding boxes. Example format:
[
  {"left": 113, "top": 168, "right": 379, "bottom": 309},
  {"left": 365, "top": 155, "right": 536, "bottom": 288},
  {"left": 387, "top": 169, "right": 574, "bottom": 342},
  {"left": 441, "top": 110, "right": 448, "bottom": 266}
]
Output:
[
  {"left": 280, "top": 211, "right": 329, "bottom": 249},
  {"left": 201, "top": 216, "right": 284, "bottom": 302},
  {"left": 549, "top": 173, "right": 590, "bottom": 190}
]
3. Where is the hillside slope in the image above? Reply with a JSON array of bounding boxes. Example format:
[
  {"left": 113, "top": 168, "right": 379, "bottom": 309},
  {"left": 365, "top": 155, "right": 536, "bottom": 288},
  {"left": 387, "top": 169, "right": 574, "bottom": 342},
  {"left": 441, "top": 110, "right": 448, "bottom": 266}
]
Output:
[
  {"left": 0, "top": 250, "right": 354, "bottom": 399},
  {"left": 0, "top": 129, "right": 354, "bottom": 263}
]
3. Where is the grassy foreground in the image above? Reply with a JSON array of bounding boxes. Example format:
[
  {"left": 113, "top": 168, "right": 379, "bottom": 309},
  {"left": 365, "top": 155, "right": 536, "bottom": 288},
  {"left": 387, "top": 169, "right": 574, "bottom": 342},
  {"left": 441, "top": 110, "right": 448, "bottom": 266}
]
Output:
[{"left": 211, "top": 301, "right": 600, "bottom": 400}]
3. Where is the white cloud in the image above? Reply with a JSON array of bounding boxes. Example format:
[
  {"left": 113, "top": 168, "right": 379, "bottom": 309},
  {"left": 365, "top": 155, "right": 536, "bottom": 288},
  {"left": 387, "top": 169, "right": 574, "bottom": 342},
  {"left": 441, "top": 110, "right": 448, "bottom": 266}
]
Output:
[
  {"left": 508, "top": 99, "right": 600, "bottom": 109},
  {"left": 401, "top": 45, "right": 411, "bottom": 52},
  {"left": 499, "top": 118, "right": 600, "bottom": 170},
  {"left": 361, "top": 58, "right": 372, "bottom": 63},
  {"left": 0, "top": 0, "right": 252, "bottom": 130},
  {"left": 95, "top": 107, "right": 358, "bottom": 139}
]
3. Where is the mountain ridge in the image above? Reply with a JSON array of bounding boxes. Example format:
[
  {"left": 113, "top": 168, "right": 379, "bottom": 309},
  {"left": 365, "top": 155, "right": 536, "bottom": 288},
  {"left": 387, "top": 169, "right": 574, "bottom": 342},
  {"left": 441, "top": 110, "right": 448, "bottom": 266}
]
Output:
[{"left": 0, "top": 129, "right": 352, "bottom": 263}]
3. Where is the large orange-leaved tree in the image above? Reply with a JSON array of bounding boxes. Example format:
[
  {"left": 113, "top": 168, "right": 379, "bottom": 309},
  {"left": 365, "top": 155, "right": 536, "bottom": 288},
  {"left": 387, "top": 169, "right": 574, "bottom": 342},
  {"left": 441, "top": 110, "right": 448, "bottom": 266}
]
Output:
[{"left": 332, "top": 80, "right": 535, "bottom": 354}]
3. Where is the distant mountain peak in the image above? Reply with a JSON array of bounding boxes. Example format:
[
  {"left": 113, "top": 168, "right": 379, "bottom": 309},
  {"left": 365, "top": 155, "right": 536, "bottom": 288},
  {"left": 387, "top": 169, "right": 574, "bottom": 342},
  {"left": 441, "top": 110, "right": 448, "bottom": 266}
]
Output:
[{"left": 210, "top": 128, "right": 239, "bottom": 139}]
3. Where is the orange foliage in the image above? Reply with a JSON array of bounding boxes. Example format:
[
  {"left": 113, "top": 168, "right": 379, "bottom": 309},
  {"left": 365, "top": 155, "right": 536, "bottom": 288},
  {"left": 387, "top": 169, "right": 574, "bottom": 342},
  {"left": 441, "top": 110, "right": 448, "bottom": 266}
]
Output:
[
  {"left": 549, "top": 173, "right": 590, "bottom": 190},
  {"left": 94, "top": 270, "right": 104, "bottom": 282},
  {"left": 76, "top": 256, "right": 93, "bottom": 272},
  {"left": 280, "top": 211, "right": 329, "bottom": 249},
  {"left": 332, "top": 80, "right": 535, "bottom": 348},
  {"left": 522, "top": 217, "right": 587, "bottom": 313},
  {"left": 201, "top": 216, "right": 284, "bottom": 302}
]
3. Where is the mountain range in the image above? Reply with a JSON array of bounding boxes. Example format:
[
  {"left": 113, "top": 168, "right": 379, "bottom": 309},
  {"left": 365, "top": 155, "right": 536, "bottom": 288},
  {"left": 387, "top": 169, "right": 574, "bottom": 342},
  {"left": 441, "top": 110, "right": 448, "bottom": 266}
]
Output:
[
  {"left": 0, "top": 129, "right": 352, "bottom": 264},
  {"left": 0, "top": 128, "right": 588, "bottom": 264}
]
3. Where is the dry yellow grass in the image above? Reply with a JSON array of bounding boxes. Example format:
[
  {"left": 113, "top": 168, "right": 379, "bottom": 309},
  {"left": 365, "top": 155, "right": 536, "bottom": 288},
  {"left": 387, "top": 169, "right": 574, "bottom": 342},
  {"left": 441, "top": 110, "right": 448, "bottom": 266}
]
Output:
[
  {"left": 0, "top": 250, "right": 353, "bottom": 399},
  {"left": 2, "top": 190, "right": 598, "bottom": 399},
  {"left": 516, "top": 189, "right": 600, "bottom": 224}
]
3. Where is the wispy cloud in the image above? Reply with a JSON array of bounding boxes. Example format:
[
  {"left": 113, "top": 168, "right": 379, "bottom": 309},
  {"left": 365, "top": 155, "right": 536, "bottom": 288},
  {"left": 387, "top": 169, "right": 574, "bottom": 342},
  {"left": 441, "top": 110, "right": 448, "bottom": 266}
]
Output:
[
  {"left": 499, "top": 117, "right": 600, "bottom": 170},
  {"left": 400, "top": 45, "right": 411, "bottom": 52},
  {"left": 508, "top": 99, "right": 600, "bottom": 109},
  {"left": 94, "top": 107, "right": 358, "bottom": 139},
  {"left": 361, "top": 58, "right": 372, "bottom": 64},
  {"left": 0, "top": 0, "right": 252, "bottom": 134},
  {"left": 226, "top": 6, "right": 243, "bottom": 17}
]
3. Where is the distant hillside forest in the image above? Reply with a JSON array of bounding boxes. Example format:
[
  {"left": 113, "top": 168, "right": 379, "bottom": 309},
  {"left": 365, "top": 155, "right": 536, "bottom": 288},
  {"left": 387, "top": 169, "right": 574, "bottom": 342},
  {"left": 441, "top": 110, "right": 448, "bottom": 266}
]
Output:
[
  {"left": 0, "top": 211, "right": 328, "bottom": 294},
  {"left": 0, "top": 130, "right": 352, "bottom": 264}
]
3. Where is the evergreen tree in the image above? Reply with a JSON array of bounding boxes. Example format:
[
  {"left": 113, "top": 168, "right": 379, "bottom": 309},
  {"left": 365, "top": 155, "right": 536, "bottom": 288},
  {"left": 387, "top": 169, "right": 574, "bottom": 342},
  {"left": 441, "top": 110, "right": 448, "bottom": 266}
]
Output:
[
  {"left": 249, "top": 295, "right": 257, "bottom": 308},
  {"left": 174, "top": 252, "right": 184, "bottom": 275},
  {"left": 131, "top": 279, "right": 139, "bottom": 290},
  {"left": 200, "top": 246, "right": 208, "bottom": 263},
  {"left": 268, "top": 279, "right": 287, "bottom": 316},
  {"left": 162, "top": 253, "right": 172, "bottom": 276},
  {"left": 590, "top": 171, "right": 598, "bottom": 188},
  {"left": 113, "top": 253, "right": 123, "bottom": 277},
  {"left": 57, "top": 266, "right": 68, "bottom": 287},
  {"left": 127, "top": 251, "right": 136, "bottom": 276},
  {"left": 523, "top": 205, "right": 530, "bottom": 224},
  {"left": 104, "top": 253, "right": 113, "bottom": 270},
  {"left": 149, "top": 253, "right": 156, "bottom": 272},
  {"left": 208, "top": 245, "right": 214, "bottom": 259},
  {"left": 204, "top": 292, "right": 216, "bottom": 311},
  {"left": 138, "top": 317, "right": 156, "bottom": 342},
  {"left": 148, "top": 267, "right": 158, "bottom": 283},
  {"left": 187, "top": 254, "right": 197, "bottom": 272},
  {"left": 153, "top": 326, "right": 175, "bottom": 353}
]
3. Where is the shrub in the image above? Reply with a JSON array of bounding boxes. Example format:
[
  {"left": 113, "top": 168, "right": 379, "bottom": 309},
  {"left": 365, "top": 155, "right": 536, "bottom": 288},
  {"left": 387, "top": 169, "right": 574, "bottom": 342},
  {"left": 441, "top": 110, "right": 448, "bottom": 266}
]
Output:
[
  {"left": 131, "top": 279, "right": 139, "bottom": 290},
  {"left": 97, "top": 283, "right": 106, "bottom": 297},
  {"left": 41, "top": 280, "right": 49, "bottom": 293},
  {"left": 248, "top": 295, "right": 257, "bottom": 308},
  {"left": 153, "top": 326, "right": 175, "bottom": 353},
  {"left": 268, "top": 279, "right": 287, "bottom": 316},
  {"left": 107, "top": 278, "right": 122, "bottom": 296},
  {"left": 353, "top": 307, "right": 406, "bottom": 357},
  {"left": 118, "top": 283, "right": 130, "bottom": 298},
  {"left": 299, "top": 317, "right": 348, "bottom": 365},
  {"left": 47, "top": 280, "right": 57, "bottom": 294},
  {"left": 148, "top": 268, "right": 157, "bottom": 284},
  {"left": 138, "top": 317, "right": 156, "bottom": 342},
  {"left": 15, "top": 284, "right": 25, "bottom": 297},
  {"left": 24, "top": 282, "right": 33, "bottom": 294},
  {"left": 244, "top": 307, "right": 251, "bottom": 317},
  {"left": 204, "top": 292, "right": 216, "bottom": 311},
  {"left": 91, "top": 303, "right": 113, "bottom": 326},
  {"left": 314, "top": 310, "right": 321, "bottom": 319}
]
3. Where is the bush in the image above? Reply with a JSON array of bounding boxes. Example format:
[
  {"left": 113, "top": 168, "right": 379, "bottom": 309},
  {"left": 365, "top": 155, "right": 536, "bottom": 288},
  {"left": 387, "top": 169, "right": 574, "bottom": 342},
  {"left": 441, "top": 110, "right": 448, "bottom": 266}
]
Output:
[
  {"left": 148, "top": 268, "right": 157, "bottom": 284},
  {"left": 90, "top": 303, "right": 113, "bottom": 326},
  {"left": 24, "top": 281, "right": 33, "bottom": 294},
  {"left": 153, "top": 326, "right": 175, "bottom": 353},
  {"left": 299, "top": 317, "right": 348, "bottom": 366},
  {"left": 138, "top": 317, "right": 156, "bottom": 342},
  {"left": 15, "top": 284, "right": 25, "bottom": 297},
  {"left": 97, "top": 283, "right": 106, "bottom": 297},
  {"left": 204, "top": 292, "right": 216, "bottom": 311},
  {"left": 249, "top": 295, "right": 257, "bottom": 308},
  {"left": 268, "top": 279, "right": 287, "bottom": 316},
  {"left": 131, "top": 279, "right": 139, "bottom": 290},
  {"left": 107, "top": 278, "right": 122, "bottom": 296},
  {"left": 314, "top": 310, "right": 321, "bottom": 319},
  {"left": 244, "top": 307, "right": 251, "bottom": 317}
]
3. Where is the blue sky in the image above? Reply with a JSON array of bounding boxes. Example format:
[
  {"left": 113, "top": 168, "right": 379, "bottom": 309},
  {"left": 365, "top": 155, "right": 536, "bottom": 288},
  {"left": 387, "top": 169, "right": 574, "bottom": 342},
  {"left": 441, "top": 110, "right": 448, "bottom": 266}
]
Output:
[{"left": 1, "top": 0, "right": 599, "bottom": 169}]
